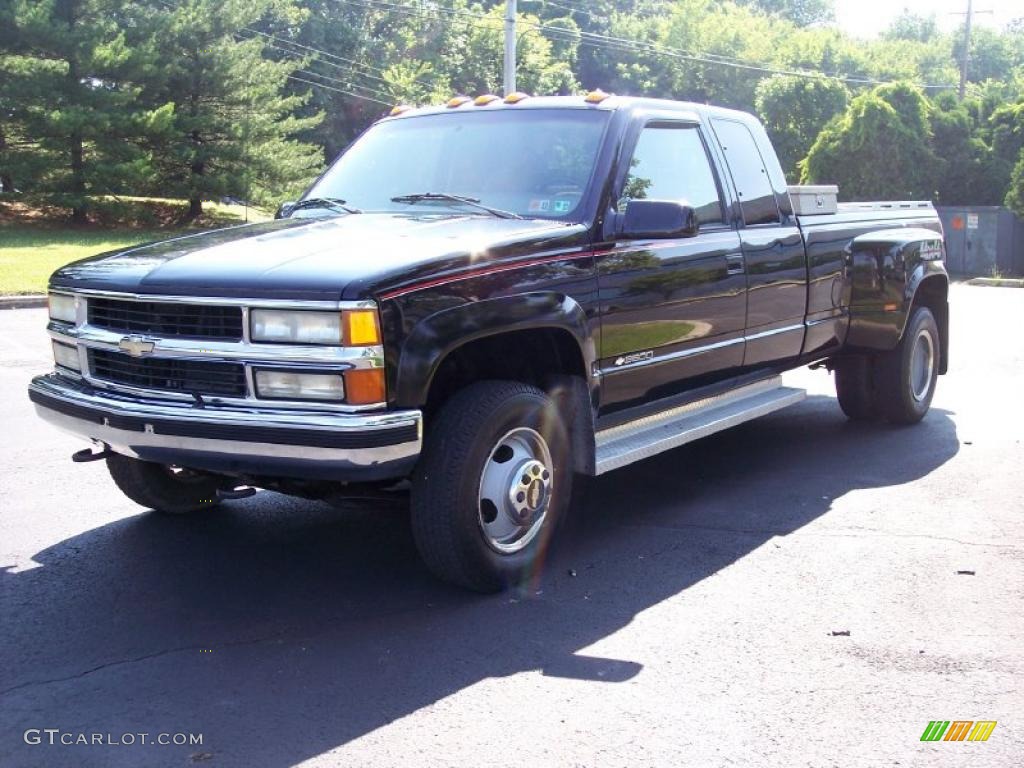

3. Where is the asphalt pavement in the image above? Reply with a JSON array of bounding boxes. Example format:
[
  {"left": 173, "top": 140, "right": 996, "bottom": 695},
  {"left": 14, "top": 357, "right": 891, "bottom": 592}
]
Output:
[{"left": 0, "top": 284, "right": 1021, "bottom": 767}]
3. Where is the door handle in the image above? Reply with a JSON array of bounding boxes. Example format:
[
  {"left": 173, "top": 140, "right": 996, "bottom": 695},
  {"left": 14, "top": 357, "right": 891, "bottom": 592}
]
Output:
[{"left": 726, "top": 253, "right": 745, "bottom": 275}]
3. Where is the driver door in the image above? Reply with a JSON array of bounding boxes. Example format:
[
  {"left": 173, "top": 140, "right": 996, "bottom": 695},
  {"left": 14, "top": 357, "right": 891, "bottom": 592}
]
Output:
[{"left": 596, "top": 120, "right": 747, "bottom": 413}]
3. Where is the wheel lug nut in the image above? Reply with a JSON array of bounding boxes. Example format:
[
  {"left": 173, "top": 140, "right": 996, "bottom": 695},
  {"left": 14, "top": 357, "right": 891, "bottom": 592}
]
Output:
[
  {"left": 516, "top": 492, "right": 525, "bottom": 503},
  {"left": 521, "top": 474, "right": 530, "bottom": 485}
]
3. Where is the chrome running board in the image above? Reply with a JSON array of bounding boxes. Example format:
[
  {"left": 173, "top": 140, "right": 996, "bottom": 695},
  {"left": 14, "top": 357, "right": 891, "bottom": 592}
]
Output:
[{"left": 594, "top": 376, "right": 806, "bottom": 474}]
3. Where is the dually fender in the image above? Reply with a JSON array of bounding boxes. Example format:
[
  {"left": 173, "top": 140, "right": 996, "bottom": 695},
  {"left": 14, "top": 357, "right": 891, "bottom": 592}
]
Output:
[
  {"left": 390, "top": 292, "right": 596, "bottom": 409},
  {"left": 844, "top": 228, "right": 948, "bottom": 368}
]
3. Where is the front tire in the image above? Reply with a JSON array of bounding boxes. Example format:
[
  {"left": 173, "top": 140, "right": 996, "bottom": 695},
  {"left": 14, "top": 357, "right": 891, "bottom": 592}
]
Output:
[
  {"left": 106, "top": 454, "right": 226, "bottom": 515},
  {"left": 411, "top": 381, "right": 572, "bottom": 592}
]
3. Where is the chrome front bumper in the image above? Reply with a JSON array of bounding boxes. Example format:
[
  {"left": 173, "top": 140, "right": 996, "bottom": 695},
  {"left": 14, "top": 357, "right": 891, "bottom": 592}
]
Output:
[{"left": 29, "top": 373, "right": 422, "bottom": 481}]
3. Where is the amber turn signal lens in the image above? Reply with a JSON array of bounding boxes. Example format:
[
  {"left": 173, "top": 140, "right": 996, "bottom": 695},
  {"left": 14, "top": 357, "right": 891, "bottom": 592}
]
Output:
[
  {"left": 343, "top": 309, "right": 381, "bottom": 346},
  {"left": 344, "top": 369, "right": 386, "bottom": 405}
]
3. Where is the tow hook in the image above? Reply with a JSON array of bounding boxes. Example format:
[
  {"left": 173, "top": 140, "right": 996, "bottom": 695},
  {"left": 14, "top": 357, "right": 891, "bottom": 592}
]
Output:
[
  {"left": 71, "top": 446, "right": 114, "bottom": 463},
  {"left": 216, "top": 486, "right": 257, "bottom": 501}
]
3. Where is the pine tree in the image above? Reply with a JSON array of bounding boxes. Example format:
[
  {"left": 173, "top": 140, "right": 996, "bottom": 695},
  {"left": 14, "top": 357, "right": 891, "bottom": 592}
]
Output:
[
  {"left": 1, "top": 0, "right": 159, "bottom": 221},
  {"left": 138, "top": 0, "right": 323, "bottom": 218}
]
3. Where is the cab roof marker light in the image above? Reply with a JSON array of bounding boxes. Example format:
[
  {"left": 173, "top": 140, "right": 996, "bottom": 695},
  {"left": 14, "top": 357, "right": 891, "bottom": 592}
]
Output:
[
  {"left": 447, "top": 96, "right": 471, "bottom": 108},
  {"left": 474, "top": 94, "right": 499, "bottom": 106},
  {"left": 584, "top": 89, "right": 611, "bottom": 104},
  {"left": 389, "top": 105, "right": 413, "bottom": 116},
  {"left": 503, "top": 92, "right": 530, "bottom": 104}
]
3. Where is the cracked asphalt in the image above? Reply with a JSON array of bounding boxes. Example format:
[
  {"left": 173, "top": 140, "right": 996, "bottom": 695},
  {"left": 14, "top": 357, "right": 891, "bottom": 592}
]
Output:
[{"left": 1, "top": 283, "right": 1021, "bottom": 767}]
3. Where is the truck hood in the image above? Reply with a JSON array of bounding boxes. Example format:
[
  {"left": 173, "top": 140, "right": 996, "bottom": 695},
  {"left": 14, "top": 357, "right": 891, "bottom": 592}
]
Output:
[{"left": 50, "top": 213, "right": 588, "bottom": 301}]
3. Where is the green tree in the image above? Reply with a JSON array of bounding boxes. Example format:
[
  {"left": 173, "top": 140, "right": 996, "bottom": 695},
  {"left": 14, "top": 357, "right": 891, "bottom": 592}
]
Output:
[
  {"left": 929, "top": 91, "right": 998, "bottom": 205},
  {"left": 1006, "top": 149, "right": 1024, "bottom": 217},
  {"left": 736, "top": 0, "right": 834, "bottom": 27},
  {"left": 883, "top": 12, "right": 939, "bottom": 43},
  {"left": 755, "top": 74, "right": 848, "bottom": 181},
  {"left": 801, "top": 82, "right": 939, "bottom": 200},
  {"left": 1, "top": 0, "right": 160, "bottom": 221},
  {"left": 138, "top": 0, "right": 322, "bottom": 217},
  {"left": 443, "top": 5, "right": 578, "bottom": 97}
]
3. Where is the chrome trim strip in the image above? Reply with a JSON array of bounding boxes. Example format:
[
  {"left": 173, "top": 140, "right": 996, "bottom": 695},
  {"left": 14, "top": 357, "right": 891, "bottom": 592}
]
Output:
[
  {"left": 52, "top": 287, "right": 374, "bottom": 310},
  {"left": 601, "top": 334, "right": 744, "bottom": 375},
  {"left": 743, "top": 323, "right": 805, "bottom": 342},
  {"left": 599, "top": 322, "right": 807, "bottom": 376},
  {"left": 49, "top": 323, "right": 384, "bottom": 367}
]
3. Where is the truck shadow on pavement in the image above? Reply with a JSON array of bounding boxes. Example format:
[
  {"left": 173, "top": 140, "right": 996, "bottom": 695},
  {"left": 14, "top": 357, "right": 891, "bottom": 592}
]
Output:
[{"left": 0, "top": 395, "right": 960, "bottom": 767}]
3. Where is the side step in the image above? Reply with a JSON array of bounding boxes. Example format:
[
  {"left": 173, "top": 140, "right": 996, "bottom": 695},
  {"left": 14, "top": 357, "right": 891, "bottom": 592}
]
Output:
[{"left": 594, "top": 376, "right": 806, "bottom": 475}]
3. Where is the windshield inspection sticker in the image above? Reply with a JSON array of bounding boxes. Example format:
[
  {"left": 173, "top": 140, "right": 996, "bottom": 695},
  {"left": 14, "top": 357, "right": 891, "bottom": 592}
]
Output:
[
  {"left": 528, "top": 199, "right": 551, "bottom": 213},
  {"left": 553, "top": 199, "right": 572, "bottom": 213}
]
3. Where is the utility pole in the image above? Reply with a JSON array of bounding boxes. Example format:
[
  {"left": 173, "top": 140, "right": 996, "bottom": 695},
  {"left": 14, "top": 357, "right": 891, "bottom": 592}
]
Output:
[
  {"left": 504, "top": 0, "right": 517, "bottom": 96},
  {"left": 959, "top": 0, "right": 973, "bottom": 100},
  {"left": 952, "top": 1, "right": 994, "bottom": 99}
]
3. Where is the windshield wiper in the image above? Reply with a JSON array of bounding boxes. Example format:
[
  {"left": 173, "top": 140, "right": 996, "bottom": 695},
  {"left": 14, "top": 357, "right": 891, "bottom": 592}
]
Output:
[
  {"left": 390, "top": 192, "right": 522, "bottom": 220},
  {"left": 292, "top": 197, "right": 362, "bottom": 214}
]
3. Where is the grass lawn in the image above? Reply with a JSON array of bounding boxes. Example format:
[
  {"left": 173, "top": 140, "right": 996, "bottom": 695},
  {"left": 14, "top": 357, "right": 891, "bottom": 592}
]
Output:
[{"left": 0, "top": 197, "right": 269, "bottom": 295}]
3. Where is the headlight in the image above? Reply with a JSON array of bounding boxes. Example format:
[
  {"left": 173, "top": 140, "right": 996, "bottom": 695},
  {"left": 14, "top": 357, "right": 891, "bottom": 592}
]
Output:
[
  {"left": 48, "top": 293, "right": 77, "bottom": 323},
  {"left": 254, "top": 370, "right": 346, "bottom": 401},
  {"left": 52, "top": 341, "right": 81, "bottom": 371},
  {"left": 251, "top": 310, "right": 342, "bottom": 344},
  {"left": 249, "top": 308, "right": 381, "bottom": 346}
]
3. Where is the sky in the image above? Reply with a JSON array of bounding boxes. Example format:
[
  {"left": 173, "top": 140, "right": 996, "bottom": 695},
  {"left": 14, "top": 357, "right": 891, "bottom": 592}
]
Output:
[{"left": 832, "top": 0, "right": 1022, "bottom": 40}]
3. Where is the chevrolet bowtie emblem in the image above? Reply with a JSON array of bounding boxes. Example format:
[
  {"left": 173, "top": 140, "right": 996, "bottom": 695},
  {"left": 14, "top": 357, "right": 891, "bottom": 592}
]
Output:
[{"left": 118, "top": 336, "right": 156, "bottom": 358}]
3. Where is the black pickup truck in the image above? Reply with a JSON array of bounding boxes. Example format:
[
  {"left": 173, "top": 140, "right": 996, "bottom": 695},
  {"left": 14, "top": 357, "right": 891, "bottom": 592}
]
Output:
[{"left": 30, "top": 93, "right": 949, "bottom": 591}]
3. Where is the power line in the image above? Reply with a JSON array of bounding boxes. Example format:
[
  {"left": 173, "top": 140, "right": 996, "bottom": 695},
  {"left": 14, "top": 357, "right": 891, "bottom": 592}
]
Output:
[
  {"left": 239, "top": 25, "right": 442, "bottom": 91},
  {"left": 154, "top": 0, "right": 405, "bottom": 107},
  {"left": 286, "top": 74, "right": 393, "bottom": 106},
  {"left": 334, "top": 0, "right": 958, "bottom": 90}
]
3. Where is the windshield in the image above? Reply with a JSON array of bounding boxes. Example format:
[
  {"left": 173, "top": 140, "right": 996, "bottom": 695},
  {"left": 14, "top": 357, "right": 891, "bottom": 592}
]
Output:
[{"left": 304, "top": 108, "right": 611, "bottom": 220}]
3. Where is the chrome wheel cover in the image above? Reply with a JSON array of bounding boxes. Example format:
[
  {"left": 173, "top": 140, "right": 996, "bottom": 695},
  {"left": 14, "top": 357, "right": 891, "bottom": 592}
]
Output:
[
  {"left": 910, "top": 329, "right": 935, "bottom": 403},
  {"left": 477, "top": 427, "right": 553, "bottom": 554}
]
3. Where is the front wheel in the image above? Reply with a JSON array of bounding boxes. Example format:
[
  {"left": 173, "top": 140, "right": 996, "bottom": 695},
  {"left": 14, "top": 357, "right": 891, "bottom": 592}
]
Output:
[
  {"left": 106, "top": 454, "right": 226, "bottom": 515},
  {"left": 410, "top": 380, "right": 572, "bottom": 592}
]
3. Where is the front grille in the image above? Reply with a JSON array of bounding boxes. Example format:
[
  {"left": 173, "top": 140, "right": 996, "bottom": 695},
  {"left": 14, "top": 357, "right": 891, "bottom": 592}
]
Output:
[
  {"left": 88, "top": 349, "right": 247, "bottom": 397},
  {"left": 88, "top": 298, "right": 243, "bottom": 341}
]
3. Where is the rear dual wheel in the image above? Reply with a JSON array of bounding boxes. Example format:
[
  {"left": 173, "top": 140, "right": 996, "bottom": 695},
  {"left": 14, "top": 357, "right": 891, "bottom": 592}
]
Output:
[
  {"left": 835, "top": 305, "right": 939, "bottom": 425},
  {"left": 410, "top": 380, "right": 572, "bottom": 592}
]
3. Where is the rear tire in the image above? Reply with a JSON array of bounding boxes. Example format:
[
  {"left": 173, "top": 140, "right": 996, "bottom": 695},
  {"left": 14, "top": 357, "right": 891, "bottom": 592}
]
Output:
[
  {"left": 834, "top": 306, "right": 940, "bottom": 426},
  {"left": 834, "top": 355, "right": 880, "bottom": 422},
  {"left": 106, "top": 454, "right": 226, "bottom": 515},
  {"left": 876, "top": 306, "right": 940, "bottom": 425},
  {"left": 411, "top": 380, "right": 572, "bottom": 592}
]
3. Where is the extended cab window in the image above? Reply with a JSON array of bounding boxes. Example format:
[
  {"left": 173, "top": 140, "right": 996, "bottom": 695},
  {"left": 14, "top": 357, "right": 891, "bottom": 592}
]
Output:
[
  {"left": 619, "top": 124, "right": 724, "bottom": 226},
  {"left": 711, "top": 119, "right": 780, "bottom": 226},
  {"left": 306, "top": 109, "right": 610, "bottom": 220}
]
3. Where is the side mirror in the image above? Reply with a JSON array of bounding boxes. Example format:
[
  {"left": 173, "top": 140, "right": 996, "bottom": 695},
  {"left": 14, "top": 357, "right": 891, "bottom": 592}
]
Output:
[
  {"left": 620, "top": 200, "right": 699, "bottom": 239},
  {"left": 275, "top": 201, "right": 297, "bottom": 219}
]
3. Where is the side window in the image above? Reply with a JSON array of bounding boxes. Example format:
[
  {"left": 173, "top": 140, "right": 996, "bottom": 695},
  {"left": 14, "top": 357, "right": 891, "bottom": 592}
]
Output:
[
  {"left": 711, "top": 119, "right": 780, "bottom": 226},
  {"left": 619, "top": 124, "right": 724, "bottom": 226}
]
